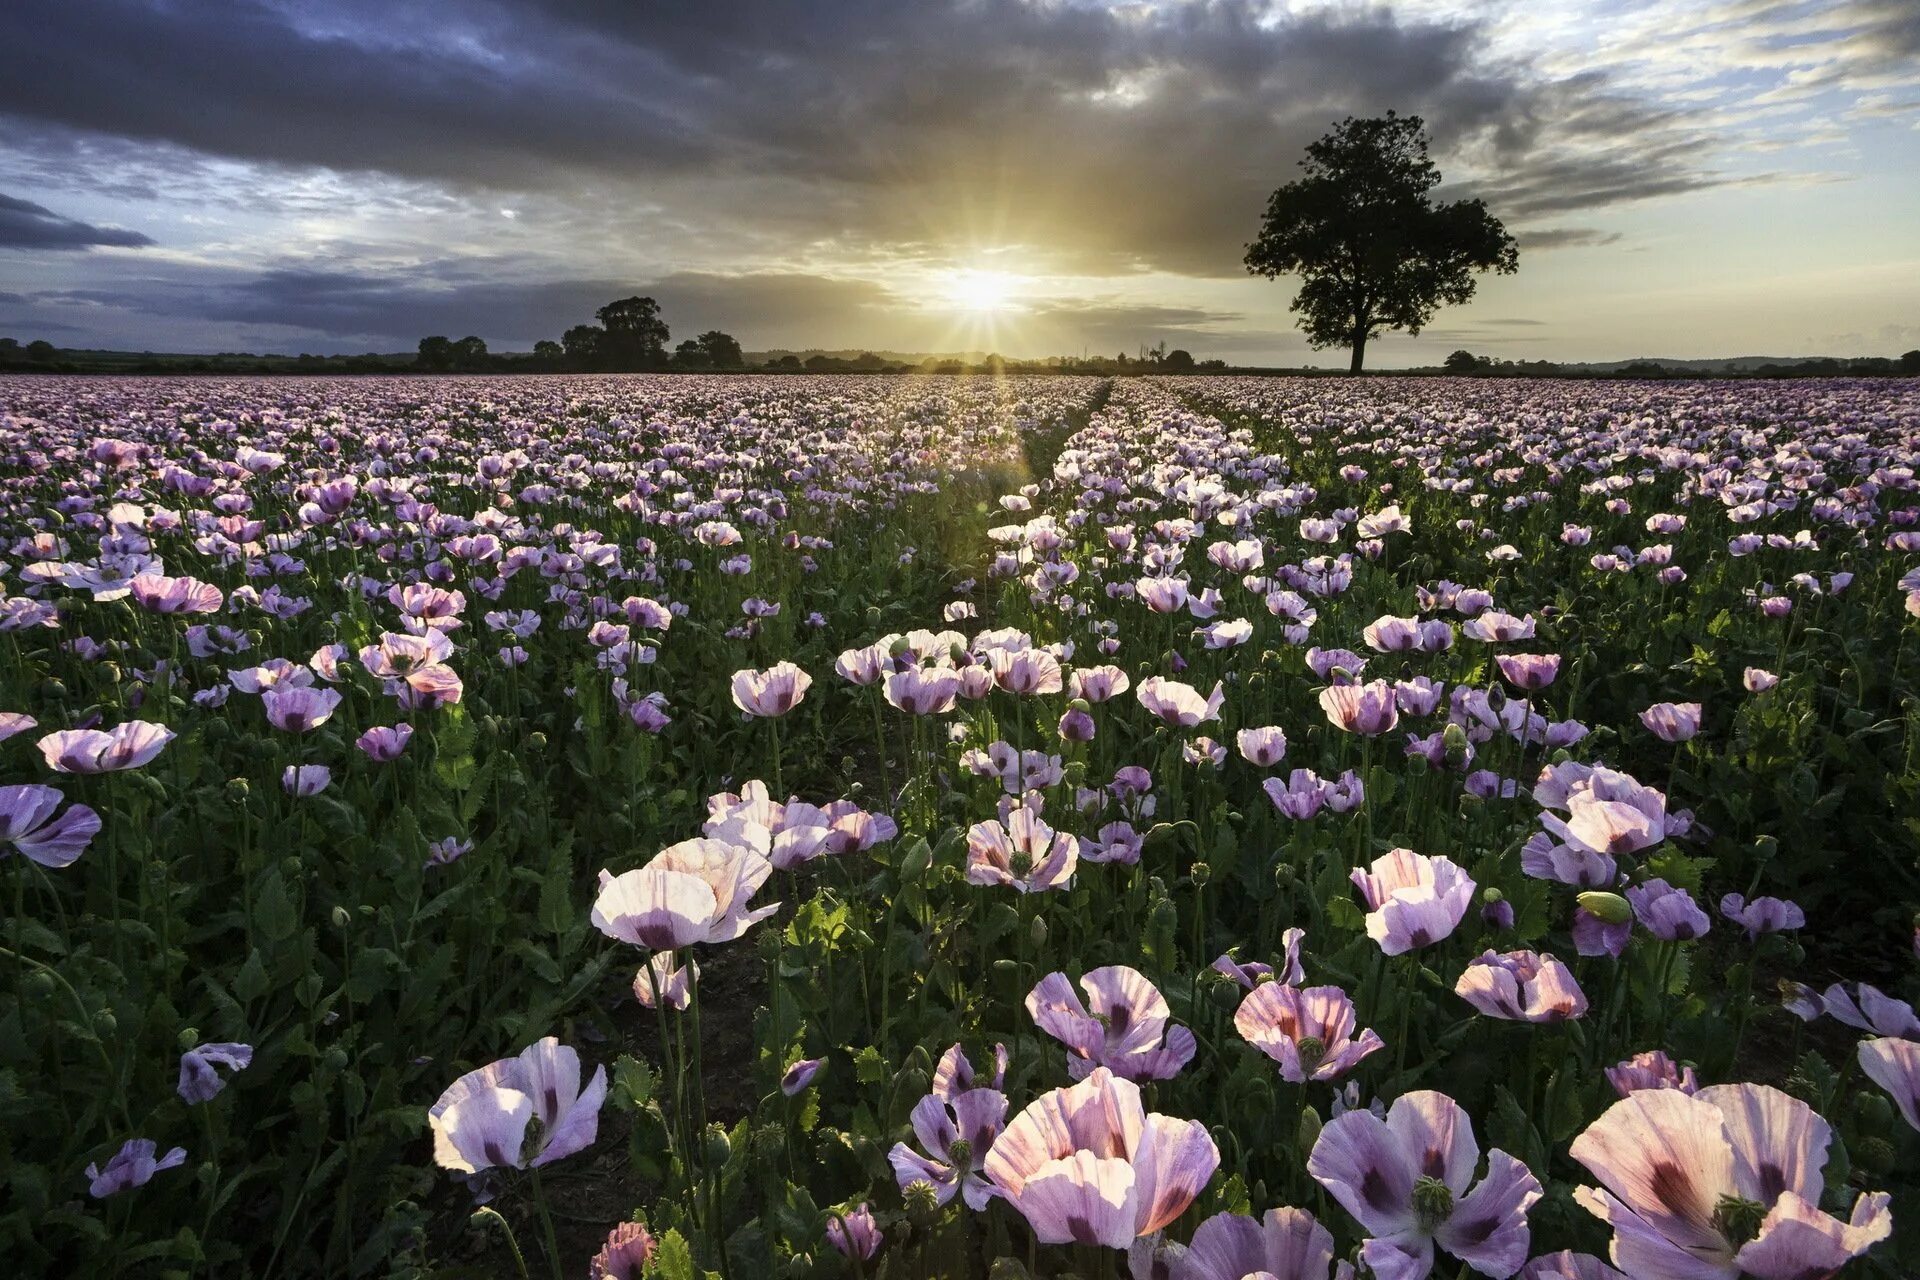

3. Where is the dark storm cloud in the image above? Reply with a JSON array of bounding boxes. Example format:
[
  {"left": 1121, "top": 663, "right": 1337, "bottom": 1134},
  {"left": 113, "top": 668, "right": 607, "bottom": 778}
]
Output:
[
  {"left": 1, "top": 0, "right": 1726, "bottom": 278},
  {"left": 0, "top": 191, "right": 153, "bottom": 249}
]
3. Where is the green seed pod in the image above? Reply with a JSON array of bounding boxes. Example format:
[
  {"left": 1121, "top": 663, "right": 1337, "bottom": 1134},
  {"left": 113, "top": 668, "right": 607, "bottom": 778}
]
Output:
[
  {"left": 225, "top": 776, "right": 251, "bottom": 803},
  {"left": 705, "top": 1124, "right": 731, "bottom": 1165},
  {"left": 1577, "top": 891, "right": 1633, "bottom": 925},
  {"left": 1190, "top": 861, "right": 1212, "bottom": 887},
  {"left": 527, "top": 730, "right": 548, "bottom": 751},
  {"left": 1855, "top": 1135, "right": 1896, "bottom": 1175}
]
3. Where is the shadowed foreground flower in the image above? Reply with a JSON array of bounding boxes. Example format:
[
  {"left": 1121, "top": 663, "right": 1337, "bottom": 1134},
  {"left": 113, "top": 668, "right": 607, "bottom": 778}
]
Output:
[
  {"left": 589, "top": 1221, "right": 656, "bottom": 1280},
  {"left": 1027, "top": 966, "right": 1197, "bottom": 1081},
  {"left": 0, "top": 783, "right": 101, "bottom": 867},
  {"left": 87, "top": 1139, "right": 187, "bottom": 1198},
  {"left": 1309, "top": 1089, "right": 1542, "bottom": 1280},
  {"left": 827, "top": 1203, "right": 883, "bottom": 1260},
  {"left": 1455, "top": 950, "right": 1587, "bottom": 1023},
  {"left": 1235, "top": 982, "right": 1384, "bottom": 1083},
  {"left": 355, "top": 723, "right": 414, "bottom": 761},
  {"left": 428, "top": 1037, "right": 607, "bottom": 1173},
  {"left": 1719, "top": 893, "right": 1804, "bottom": 940},
  {"left": 592, "top": 838, "right": 778, "bottom": 949},
  {"left": 1173, "top": 1206, "right": 1355, "bottom": 1280},
  {"left": 631, "top": 951, "right": 697, "bottom": 1011},
  {"left": 1350, "top": 849, "right": 1475, "bottom": 955},
  {"left": 1517, "top": 1252, "right": 1625, "bottom": 1280},
  {"left": 1626, "top": 879, "right": 1710, "bottom": 941},
  {"left": 178, "top": 1041, "right": 253, "bottom": 1103},
  {"left": 781, "top": 1057, "right": 825, "bottom": 1095},
  {"left": 39, "top": 721, "right": 175, "bottom": 773},
  {"left": 984, "top": 1067, "right": 1218, "bottom": 1249},
  {"left": 888, "top": 1074, "right": 1008, "bottom": 1209},
  {"left": 1859, "top": 1037, "right": 1920, "bottom": 1131},
  {"left": 282, "top": 764, "right": 331, "bottom": 796},
  {"left": 1605, "top": 1051, "right": 1698, "bottom": 1098},
  {"left": 1570, "top": 1083, "right": 1891, "bottom": 1280},
  {"left": 731, "top": 661, "right": 812, "bottom": 717}
]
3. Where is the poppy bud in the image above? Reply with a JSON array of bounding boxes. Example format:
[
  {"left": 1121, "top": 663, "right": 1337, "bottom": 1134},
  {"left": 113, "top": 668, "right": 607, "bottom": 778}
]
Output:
[
  {"left": 1190, "top": 861, "right": 1211, "bottom": 887},
  {"left": 331, "top": 906, "right": 352, "bottom": 930},
  {"left": 900, "top": 840, "right": 933, "bottom": 879},
  {"left": 225, "top": 777, "right": 250, "bottom": 802},
  {"left": 1578, "top": 891, "right": 1633, "bottom": 925},
  {"left": 1296, "top": 1104, "right": 1322, "bottom": 1157},
  {"left": 527, "top": 730, "right": 547, "bottom": 751},
  {"left": 1028, "top": 915, "right": 1047, "bottom": 948},
  {"left": 705, "top": 1124, "right": 731, "bottom": 1165}
]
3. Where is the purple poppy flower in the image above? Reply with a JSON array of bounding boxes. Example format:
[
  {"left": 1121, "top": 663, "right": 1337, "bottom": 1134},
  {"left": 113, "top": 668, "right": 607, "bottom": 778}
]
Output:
[
  {"left": 1027, "top": 966, "right": 1197, "bottom": 1081},
  {"left": 1858, "top": 1037, "right": 1920, "bottom": 1131},
  {"left": 1235, "top": 983, "right": 1385, "bottom": 1083},
  {"left": 1174, "top": 1207, "right": 1353, "bottom": 1280},
  {"left": 1236, "top": 725, "right": 1288, "bottom": 767},
  {"left": 281, "top": 764, "right": 331, "bottom": 796},
  {"left": 1213, "top": 930, "right": 1304, "bottom": 990},
  {"left": 826, "top": 1203, "right": 883, "bottom": 1260},
  {"left": 428, "top": 1037, "right": 608, "bottom": 1173},
  {"left": 1517, "top": 1251, "right": 1625, "bottom": 1280},
  {"left": 1537, "top": 768, "right": 1667, "bottom": 861},
  {"left": 1350, "top": 849, "right": 1475, "bottom": 956},
  {"left": 983, "top": 1067, "right": 1218, "bottom": 1249},
  {"left": 1639, "top": 701, "right": 1702, "bottom": 743},
  {"left": 1309, "top": 1089, "right": 1542, "bottom": 1280},
  {"left": 1305, "top": 647, "right": 1368, "bottom": 681},
  {"left": 0, "top": 711, "right": 38, "bottom": 742},
  {"left": 730, "top": 661, "right": 811, "bottom": 718},
  {"left": 888, "top": 1079, "right": 1008, "bottom": 1210},
  {"left": 178, "top": 1041, "right": 253, "bottom": 1103},
  {"left": 86, "top": 1138, "right": 188, "bottom": 1198},
  {"left": 1571, "top": 1084, "right": 1891, "bottom": 1280},
  {"left": 781, "top": 1057, "right": 825, "bottom": 1096},
  {"left": 588, "top": 1221, "right": 656, "bottom": 1280},
  {"left": 1264, "top": 769, "right": 1328, "bottom": 821},
  {"left": 1495, "top": 654, "right": 1560, "bottom": 691},
  {"left": 1718, "top": 893, "right": 1804, "bottom": 940},
  {"left": 261, "top": 684, "right": 342, "bottom": 733},
  {"left": 1519, "top": 832, "right": 1616, "bottom": 889},
  {"left": 0, "top": 783, "right": 101, "bottom": 867},
  {"left": 1625, "top": 879, "right": 1710, "bottom": 941},
  {"left": 932, "top": 1041, "right": 1009, "bottom": 1098},
  {"left": 592, "top": 838, "right": 778, "bottom": 949},
  {"left": 1743, "top": 668, "right": 1779, "bottom": 693},
  {"left": 1571, "top": 906, "right": 1631, "bottom": 958},
  {"left": 1816, "top": 982, "right": 1920, "bottom": 1038},
  {"left": 1605, "top": 1051, "right": 1699, "bottom": 1098},
  {"left": 355, "top": 723, "right": 414, "bottom": 761},
  {"left": 1455, "top": 950, "right": 1588, "bottom": 1023},
  {"left": 39, "top": 721, "right": 175, "bottom": 773}
]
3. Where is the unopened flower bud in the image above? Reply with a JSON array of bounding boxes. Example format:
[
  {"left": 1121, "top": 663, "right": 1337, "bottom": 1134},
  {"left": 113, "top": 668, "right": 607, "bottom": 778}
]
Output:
[{"left": 1578, "top": 891, "right": 1633, "bottom": 925}]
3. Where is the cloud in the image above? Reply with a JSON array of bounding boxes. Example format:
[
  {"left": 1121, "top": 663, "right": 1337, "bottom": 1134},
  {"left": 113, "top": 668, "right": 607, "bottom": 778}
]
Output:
[
  {"left": 0, "top": 0, "right": 1726, "bottom": 280},
  {"left": 0, "top": 191, "right": 152, "bottom": 249},
  {"left": 1516, "top": 227, "right": 1624, "bottom": 249}
]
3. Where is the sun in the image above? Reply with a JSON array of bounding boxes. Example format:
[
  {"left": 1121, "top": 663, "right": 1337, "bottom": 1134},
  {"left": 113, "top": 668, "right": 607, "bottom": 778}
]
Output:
[{"left": 946, "top": 269, "right": 1021, "bottom": 313}]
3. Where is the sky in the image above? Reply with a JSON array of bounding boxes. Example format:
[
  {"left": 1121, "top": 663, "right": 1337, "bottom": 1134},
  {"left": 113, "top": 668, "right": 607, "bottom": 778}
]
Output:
[{"left": 2, "top": 0, "right": 1917, "bottom": 366}]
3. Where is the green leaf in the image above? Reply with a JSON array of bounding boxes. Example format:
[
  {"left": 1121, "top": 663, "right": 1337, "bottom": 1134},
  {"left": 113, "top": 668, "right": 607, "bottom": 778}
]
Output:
[
  {"left": 232, "top": 949, "right": 270, "bottom": 1002},
  {"left": 652, "top": 1229, "right": 696, "bottom": 1280},
  {"left": 253, "top": 873, "right": 297, "bottom": 944},
  {"left": 853, "top": 1045, "right": 887, "bottom": 1085}
]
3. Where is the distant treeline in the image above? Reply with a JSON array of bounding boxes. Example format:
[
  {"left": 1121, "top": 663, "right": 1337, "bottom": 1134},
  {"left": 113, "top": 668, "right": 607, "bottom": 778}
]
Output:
[{"left": 4, "top": 331, "right": 1918, "bottom": 380}]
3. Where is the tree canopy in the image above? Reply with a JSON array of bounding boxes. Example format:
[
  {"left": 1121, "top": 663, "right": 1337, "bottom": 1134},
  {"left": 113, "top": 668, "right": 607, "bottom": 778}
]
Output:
[{"left": 1245, "top": 112, "right": 1517, "bottom": 373}]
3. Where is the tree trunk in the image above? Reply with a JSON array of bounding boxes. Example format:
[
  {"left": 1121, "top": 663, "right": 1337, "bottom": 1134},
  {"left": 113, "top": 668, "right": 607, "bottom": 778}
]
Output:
[{"left": 1349, "top": 326, "right": 1367, "bottom": 374}]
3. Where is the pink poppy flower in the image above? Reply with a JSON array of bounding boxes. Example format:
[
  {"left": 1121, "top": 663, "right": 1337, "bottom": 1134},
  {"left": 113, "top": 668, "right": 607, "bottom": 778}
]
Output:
[
  {"left": 1605, "top": 1051, "right": 1698, "bottom": 1098},
  {"left": 884, "top": 666, "right": 961, "bottom": 715},
  {"left": 1136, "top": 676, "right": 1224, "bottom": 728},
  {"left": 1517, "top": 1252, "right": 1625, "bottom": 1280},
  {"left": 261, "top": 684, "right": 342, "bottom": 733},
  {"left": 1320, "top": 680, "right": 1399, "bottom": 736},
  {"left": 1027, "top": 966, "right": 1197, "bottom": 1082},
  {"left": 1175, "top": 1207, "right": 1353, "bottom": 1280},
  {"left": 1350, "top": 849, "right": 1475, "bottom": 956},
  {"left": 1639, "top": 701, "right": 1702, "bottom": 743},
  {"left": 1570, "top": 1083, "right": 1891, "bottom": 1280},
  {"left": 731, "top": 661, "right": 811, "bottom": 718},
  {"left": 1235, "top": 983, "right": 1385, "bottom": 1084},
  {"left": 428, "top": 1037, "right": 607, "bottom": 1174},
  {"left": 39, "top": 721, "right": 175, "bottom": 773},
  {"left": 1858, "top": 1037, "right": 1920, "bottom": 1131},
  {"left": 632, "top": 952, "right": 697, "bottom": 1011},
  {"left": 1455, "top": 950, "right": 1588, "bottom": 1023},
  {"left": 983, "top": 1067, "right": 1218, "bottom": 1249},
  {"left": 1236, "top": 725, "right": 1288, "bottom": 767},
  {"left": 591, "top": 838, "right": 778, "bottom": 949},
  {"left": 129, "top": 572, "right": 224, "bottom": 615},
  {"left": 965, "top": 808, "right": 1077, "bottom": 893}
]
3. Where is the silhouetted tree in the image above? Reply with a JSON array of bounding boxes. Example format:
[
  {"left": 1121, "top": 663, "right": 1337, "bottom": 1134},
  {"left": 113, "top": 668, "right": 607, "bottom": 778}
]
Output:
[
  {"left": 1900, "top": 349, "right": 1920, "bottom": 375},
  {"left": 26, "top": 339, "right": 56, "bottom": 360},
  {"left": 452, "top": 336, "right": 488, "bottom": 370},
  {"left": 562, "top": 325, "right": 605, "bottom": 367},
  {"left": 671, "top": 339, "right": 710, "bottom": 370},
  {"left": 1443, "top": 349, "right": 1482, "bottom": 373},
  {"left": 416, "top": 335, "right": 454, "bottom": 370},
  {"left": 697, "top": 330, "right": 745, "bottom": 369},
  {"left": 532, "top": 340, "right": 563, "bottom": 366},
  {"left": 1163, "top": 348, "right": 1196, "bottom": 372},
  {"left": 596, "top": 296, "right": 669, "bottom": 369},
  {"left": 1246, "top": 113, "right": 1518, "bottom": 373}
]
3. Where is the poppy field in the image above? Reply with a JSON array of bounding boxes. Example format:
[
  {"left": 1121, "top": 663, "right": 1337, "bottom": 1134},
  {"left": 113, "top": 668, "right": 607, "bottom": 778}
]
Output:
[{"left": 3, "top": 371, "right": 1919, "bottom": 1280}]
